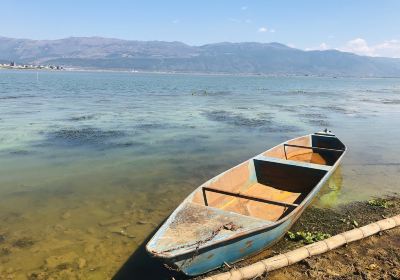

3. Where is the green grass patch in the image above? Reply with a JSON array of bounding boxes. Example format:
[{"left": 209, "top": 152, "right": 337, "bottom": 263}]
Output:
[
  {"left": 367, "top": 199, "right": 393, "bottom": 209},
  {"left": 286, "top": 231, "right": 331, "bottom": 244}
]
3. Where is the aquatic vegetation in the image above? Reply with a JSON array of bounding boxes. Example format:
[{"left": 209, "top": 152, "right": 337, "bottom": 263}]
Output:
[
  {"left": 204, "top": 110, "right": 271, "bottom": 127},
  {"left": 135, "top": 122, "right": 167, "bottom": 130},
  {"left": 298, "top": 113, "right": 330, "bottom": 127},
  {"left": 69, "top": 114, "right": 97, "bottom": 121},
  {"left": 46, "top": 127, "right": 126, "bottom": 147},
  {"left": 367, "top": 199, "right": 393, "bottom": 208},
  {"left": 286, "top": 231, "right": 331, "bottom": 244},
  {"left": 8, "top": 150, "right": 32, "bottom": 156},
  {"left": 259, "top": 124, "right": 300, "bottom": 133},
  {"left": 12, "top": 237, "right": 35, "bottom": 248},
  {"left": 381, "top": 99, "right": 400, "bottom": 105},
  {"left": 191, "top": 90, "right": 231, "bottom": 96},
  {"left": 305, "top": 118, "right": 330, "bottom": 127}
]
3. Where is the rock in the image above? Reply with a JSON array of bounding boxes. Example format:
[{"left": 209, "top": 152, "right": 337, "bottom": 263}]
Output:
[
  {"left": 326, "top": 268, "right": 340, "bottom": 276},
  {"left": 45, "top": 252, "right": 79, "bottom": 269},
  {"left": 13, "top": 237, "right": 34, "bottom": 248},
  {"left": 368, "top": 263, "right": 378, "bottom": 270},
  {"left": 6, "top": 267, "right": 14, "bottom": 273},
  {"left": 86, "top": 227, "right": 96, "bottom": 234},
  {"left": 77, "top": 258, "right": 86, "bottom": 269},
  {"left": 1, "top": 247, "right": 11, "bottom": 256},
  {"left": 98, "top": 217, "right": 123, "bottom": 227},
  {"left": 107, "top": 226, "right": 128, "bottom": 236},
  {"left": 54, "top": 224, "right": 65, "bottom": 231},
  {"left": 61, "top": 211, "right": 71, "bottom": 220},
  {"left": 84, "top": 244, "right": 96, "bottom": 254},
  {"left": 28, "top": 271, "right": 48, "bottom": 280},
  {"left": 57, "top": 268, "right": 78, "bottom": 279}
]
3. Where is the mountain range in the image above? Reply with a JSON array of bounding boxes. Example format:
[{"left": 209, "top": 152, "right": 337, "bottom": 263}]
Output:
[{"left": 1, "top": 36, "right": 400, "bottom": 77}]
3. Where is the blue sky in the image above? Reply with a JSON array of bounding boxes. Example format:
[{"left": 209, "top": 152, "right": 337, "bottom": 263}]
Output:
[{"left": 1, "top": 0, "right": 400, "bottom": 57}]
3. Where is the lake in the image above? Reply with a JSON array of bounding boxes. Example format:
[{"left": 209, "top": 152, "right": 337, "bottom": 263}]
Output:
[{"left": 0, "top": 70, "right": 399, "bottom": 278}]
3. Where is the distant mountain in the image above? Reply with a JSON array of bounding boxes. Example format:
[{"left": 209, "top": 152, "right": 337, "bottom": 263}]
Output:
[{"left": 1, "top": 36, "right": 400, "bottom": 77}]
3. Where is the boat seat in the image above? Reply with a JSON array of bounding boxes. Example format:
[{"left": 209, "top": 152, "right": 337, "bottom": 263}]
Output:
[
  {"left": 217, "top": 182, "right": 302, "bottom": 221},
  {"left": 254, "top": 155, "right": 331, "bottom": 171}
]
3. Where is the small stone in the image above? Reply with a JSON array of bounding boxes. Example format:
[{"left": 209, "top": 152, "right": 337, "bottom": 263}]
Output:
[
  {"left": 326, "top": 268, "right": 340, "bottom": 276},
  {"left": 84, "top": 244, "right": 95, "bottom": 254},
  {"left": 86, "top": 227, "right": 96, "bottom": 234},
  {"left": 368, "top": 263, "right": 378, "bottom": 270},
  {"left": 54, "top": 224, "right": 65, "bottom": 231},
  {"left": 99, "top": 217, "right": 123, "bottom": 227},
  {"left": 29, "top": 271, "right": 48, "bottom": 279},
  {"left": 62, "top": 211, "right": 71, "bottom": 220},
  {"left": 45, "top": 252, "right": 78, "bottom": 269},
  {"left": 77, "top": 258, "right": 86, "bottom": 269},
  {"left": 108, "top": 226, "right": 128, "bottom": 236}
]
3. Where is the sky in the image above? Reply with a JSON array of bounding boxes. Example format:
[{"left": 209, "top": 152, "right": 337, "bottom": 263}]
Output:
[{"left": 1, "top": 0, "right": 400, "bottom": 57}]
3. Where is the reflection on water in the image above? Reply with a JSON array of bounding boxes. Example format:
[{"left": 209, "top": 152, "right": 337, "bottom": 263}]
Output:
[
  {"left": 316, "top": 167, "right": 343, "bottom": 208},
  {"left": 0, "top": 70, "right": 399, "bottom": 278}
]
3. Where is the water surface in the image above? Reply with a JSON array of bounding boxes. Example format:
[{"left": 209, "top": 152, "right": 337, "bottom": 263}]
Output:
[{"left": 0, "top": 70, "right": 399, "bottom": 278}]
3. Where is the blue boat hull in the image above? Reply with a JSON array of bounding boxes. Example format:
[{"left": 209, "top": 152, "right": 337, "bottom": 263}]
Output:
[
  {"left": 147, "top": 132, "right": 346, "bottom": 276},
  {"left": 172, "top": 219, "right": 292, "bottom": 276},
  {"left": 164, "top": 164, "right": 338, "bottom": 276}
]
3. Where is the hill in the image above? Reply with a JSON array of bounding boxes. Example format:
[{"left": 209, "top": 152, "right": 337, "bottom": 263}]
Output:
[{"left": 1, "top": 36, "right": 400, "bottom": 76}]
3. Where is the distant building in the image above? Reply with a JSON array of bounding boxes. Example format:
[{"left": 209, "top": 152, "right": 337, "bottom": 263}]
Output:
[{"left": 10, "top": 61, "right": 16, "bottom": 66}]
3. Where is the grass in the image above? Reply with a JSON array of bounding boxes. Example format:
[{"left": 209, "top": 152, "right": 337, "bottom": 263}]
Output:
[
  {"left": 286, "top": 231, "right": 331, "bottom": 244},
  {"left": 367, "top": 199, "right": 393, "bottom": 209}
]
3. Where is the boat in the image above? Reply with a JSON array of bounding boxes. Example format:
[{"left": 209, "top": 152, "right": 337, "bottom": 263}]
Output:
[{"left": 146, "top": 130, "right": 346, "bottom": 276}]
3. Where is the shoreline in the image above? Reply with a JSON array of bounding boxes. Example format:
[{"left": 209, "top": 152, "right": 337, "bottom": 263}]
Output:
[
  {"left": 1, "top": 67, "right": 400, "bottom": 79},
  {"left": 194, "top": 195, "right": 400, "bottom": 280}
]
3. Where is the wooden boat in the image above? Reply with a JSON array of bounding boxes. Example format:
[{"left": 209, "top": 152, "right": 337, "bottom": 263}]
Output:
[{"left": 146, "top": 131, "right": 346, "bottom": 276}]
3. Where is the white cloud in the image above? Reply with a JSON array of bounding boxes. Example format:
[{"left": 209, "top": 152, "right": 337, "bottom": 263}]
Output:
[
  {"left": 340, "top": 38, "right": 400, "bottom": 58},
  {"left": 258, "top": 27, "right": 268, "bottom": 33},
  {"left": 341, "top": 38, "right": 373, "bottom": 56},
  {"left": 245, "top": 19, "right": 252, "bottom": 24},
  {"left": 319, "top": 42, "right": 329, "bottom": 50},
  {"left": 305, "top": 42, "right": 330, "bottom": 51},
  {"left": 241, "top": 6, "right": 248, "bottom": 10},
  {"left": 172, "top": 19, "right": 180, "bottom": 24},
  {"left": 270, "top": 29, "right": 276, "bottom": 33}
]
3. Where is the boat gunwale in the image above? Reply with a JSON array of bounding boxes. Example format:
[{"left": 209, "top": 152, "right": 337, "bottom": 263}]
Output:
[{"left": 146, "top": 133, "right": 347, "bottom": 259}]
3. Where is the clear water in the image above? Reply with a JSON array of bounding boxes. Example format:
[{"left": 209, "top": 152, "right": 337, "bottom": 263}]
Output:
[{"left": 0, "top": 70, "right": 399, "bottom": 278}]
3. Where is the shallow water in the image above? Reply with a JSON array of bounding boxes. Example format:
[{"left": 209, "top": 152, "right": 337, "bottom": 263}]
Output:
[{"left": 0, "top": 70, "right": 399, "bottom": 278}]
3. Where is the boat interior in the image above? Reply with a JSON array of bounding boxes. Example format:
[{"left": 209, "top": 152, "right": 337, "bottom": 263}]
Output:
[
  {"left": 192, "top": 133, "right": 346, "bottom": 222},
  {"left": 147, "top": 133, "right": 346, "bottom": 256}
]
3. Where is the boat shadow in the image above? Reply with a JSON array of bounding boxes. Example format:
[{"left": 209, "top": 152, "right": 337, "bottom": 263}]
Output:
[{"left": 112, "top": 223, "right": 187, "bottom": 280}]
